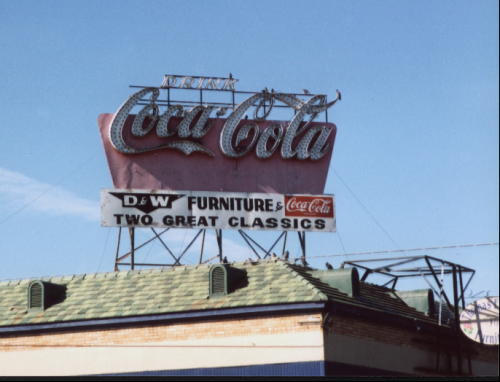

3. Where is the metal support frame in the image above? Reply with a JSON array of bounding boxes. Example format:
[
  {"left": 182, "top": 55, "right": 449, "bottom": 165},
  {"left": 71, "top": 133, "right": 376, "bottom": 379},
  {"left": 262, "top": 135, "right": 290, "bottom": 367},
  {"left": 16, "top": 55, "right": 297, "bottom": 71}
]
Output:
[
  {"left": 340, "top": 255, "right": 476, "bottom": 375},
  {"left": 113, "top": 228, "right": 308, "bottom": 271},
  {"left": 130, "top": 74, "right": 332, "bottom": 126}
]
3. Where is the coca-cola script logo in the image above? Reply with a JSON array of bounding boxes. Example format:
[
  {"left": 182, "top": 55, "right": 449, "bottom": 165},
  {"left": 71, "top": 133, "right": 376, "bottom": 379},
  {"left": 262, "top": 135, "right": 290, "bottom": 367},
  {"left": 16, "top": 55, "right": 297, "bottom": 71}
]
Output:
[
  {"left": 109, "top": 88, "right": 340, "bottom": 160},
  {"left": 284, "top": 195, "right": 334, "bottom": 218}
]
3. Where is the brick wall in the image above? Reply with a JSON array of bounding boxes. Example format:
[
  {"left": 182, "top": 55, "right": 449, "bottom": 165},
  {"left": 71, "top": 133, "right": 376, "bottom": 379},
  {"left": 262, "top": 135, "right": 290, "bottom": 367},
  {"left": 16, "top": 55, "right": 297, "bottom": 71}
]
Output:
[
  {"left": 327, "top": 312, "right": 497, "bottom": 363},
  {"left": 328, "top": 313, "right": 433, "bottom": 347},
  {"left": 0, "top": 312, "right": 323, "bottom": 352}
]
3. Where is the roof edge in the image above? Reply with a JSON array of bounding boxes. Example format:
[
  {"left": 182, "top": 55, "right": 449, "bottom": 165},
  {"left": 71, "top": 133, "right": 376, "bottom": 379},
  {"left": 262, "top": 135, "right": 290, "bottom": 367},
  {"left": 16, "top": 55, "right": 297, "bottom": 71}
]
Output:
[{"left": 0, "top": 302, "right": 325, "bottom": 335}]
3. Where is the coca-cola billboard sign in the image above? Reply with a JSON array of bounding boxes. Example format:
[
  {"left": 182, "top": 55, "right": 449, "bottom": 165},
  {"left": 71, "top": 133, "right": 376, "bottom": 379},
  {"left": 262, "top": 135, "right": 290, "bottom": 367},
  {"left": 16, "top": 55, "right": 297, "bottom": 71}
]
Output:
[
  {"left": 101, "top": 189, "right": 336, "bottom": 233},
  {"left": 99, "top": 75, "right": 341, "bottom": 194}
]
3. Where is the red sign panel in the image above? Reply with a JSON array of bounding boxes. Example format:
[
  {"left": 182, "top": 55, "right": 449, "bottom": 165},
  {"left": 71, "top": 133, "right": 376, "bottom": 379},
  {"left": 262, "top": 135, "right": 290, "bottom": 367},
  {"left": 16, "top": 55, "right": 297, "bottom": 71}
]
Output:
[
  {"left": 284, "top": 195, "right": 334, "bottom": 218},
  {"left": 98, "top": 114, "right": 336, "bottom": 194}
]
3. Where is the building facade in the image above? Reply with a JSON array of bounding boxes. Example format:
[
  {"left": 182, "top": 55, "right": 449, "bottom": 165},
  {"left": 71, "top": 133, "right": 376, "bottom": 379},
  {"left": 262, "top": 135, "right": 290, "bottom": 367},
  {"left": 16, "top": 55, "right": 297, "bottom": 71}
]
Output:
[{"left": 0, "top": 260, "right": 497, "bottom": 376}]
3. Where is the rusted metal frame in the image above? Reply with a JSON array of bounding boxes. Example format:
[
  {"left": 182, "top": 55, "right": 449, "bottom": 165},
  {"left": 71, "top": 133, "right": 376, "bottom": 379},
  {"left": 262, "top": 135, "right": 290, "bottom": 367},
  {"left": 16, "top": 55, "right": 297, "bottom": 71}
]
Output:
[
  {"left": 382, "top": 277, "right": 396, "bottom": 287},
  {"left": 262, "top": 231, "right": 287, "bottom": 259},
  {"left": 452, "top": 265, "right": 463, "bottom": 374},
  {"left": 360, "top": 269, "right": 371, "bottom": 281},
  {"left": 238, "top": 230, "right": 261, "bottom": 259},
  {"left": 343, "top": 255, "right": 425, "bottom": 264},
  {"left": 418, "top": 272, "right": 442, "bottom": 304},
  {"left": 297, "top": 231, "right": 306, "bottom": 259},
  {"left": 392, "top": 267, "right": 453, "bottom": 273},
  {"left": 116, "top": 228, "right": 170, "bottom": 262},
  {"left": 395, "top": 272, "right": 452, "bottom": 278},
  {"left": 424, "top": 256, "right": 454, "bottom": 312},
  {"left": 137, "top": 99, "right": 310, "bottom": 110},
  {"left": 161, "top": 73, "right": 236, "bottom": 81},
  {"left": 372, "top": 257, "right": 422, "bottom": 272},
  {"left": 129, "top": 227, "right": 135, "bottom": 270},
  {"left": 282, "top": 231, "right": 288, "bottom": 256},
  {"left": 202, "top": 254, "right": 220, "bottom": 264},
  {"left": 341, "top": 261, "right": 397, "bottom": 279},
  {"left": 303, "top": 232, "right": 306, "bottom": 258},
  {"left": 472, "top": 301, "right": 485, "bottom": 354},
  {"left": 382, "top": 277, "right": 399, "bottom": 290},
  {"left": 118, "top": 263, "right": 176, "bottom": 267},
  {"left": 467, "top": 301, "right": 484, "bottom": 374},
  {"left": 487, "top": 296, "right": 498, "bottom": 310},
  {"left": 325, "top": 95, "right": 328, "bottom": 123},
  {"left": 130, "top": 84, "right": 326, "bottom": 97},
  {"left": 175, "top": 229, "right": 204, "bottom": 265},
  {"left": 150, "top": 228, "right": 180, "bottom": 265},
  {"left": 426, "top": 255, "right": 475, "bottom": 273},
  {"left": 461, "top": 266, "right": 472, "bottom": 374},
  {"left": 114, "top": 227, "right": 122, "bottom": 271},
  {"left": 458, "top": 267, "right": 466, "bottom": 310},
  {"left": 240, "top": 231, "right": 269, "bottom": 256},
  {"left": 458, "top": 270, "right": 475, "bottom": 305},
  {"left": 198, "top": 229, "right": 206, "bottom": 264},
  {"left": 435, "top": 323, "right": 442, "bottom": 372},
  {"left": 216, "top": 229, "right": 223, "bottom": 262},
  {"left": 391, "top": 277, "right": 399, "bottom": 289},
  {"left": 438, "top": 264, "right": 445, "bottom": 326}
]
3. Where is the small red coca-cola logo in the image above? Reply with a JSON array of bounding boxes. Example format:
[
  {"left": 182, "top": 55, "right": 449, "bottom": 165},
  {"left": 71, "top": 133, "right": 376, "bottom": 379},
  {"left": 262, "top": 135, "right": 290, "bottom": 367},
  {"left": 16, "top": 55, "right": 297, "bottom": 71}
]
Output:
[{"left": 284, "top": 196, "right": 334, "bottom": 218}]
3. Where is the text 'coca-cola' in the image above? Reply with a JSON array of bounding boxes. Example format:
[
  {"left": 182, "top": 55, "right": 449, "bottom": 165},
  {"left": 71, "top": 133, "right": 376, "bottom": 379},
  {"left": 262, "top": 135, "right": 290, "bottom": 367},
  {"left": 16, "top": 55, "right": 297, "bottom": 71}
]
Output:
[{"left": 109, "top": 87, "right": 341, "bottom": 160}]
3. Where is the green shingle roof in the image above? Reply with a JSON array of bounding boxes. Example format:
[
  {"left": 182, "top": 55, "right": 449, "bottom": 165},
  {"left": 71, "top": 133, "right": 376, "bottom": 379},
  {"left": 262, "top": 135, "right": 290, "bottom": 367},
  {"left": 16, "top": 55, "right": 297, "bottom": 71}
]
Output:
[{"left": 0, "top": 260, "right": 437, "bottom": 328}]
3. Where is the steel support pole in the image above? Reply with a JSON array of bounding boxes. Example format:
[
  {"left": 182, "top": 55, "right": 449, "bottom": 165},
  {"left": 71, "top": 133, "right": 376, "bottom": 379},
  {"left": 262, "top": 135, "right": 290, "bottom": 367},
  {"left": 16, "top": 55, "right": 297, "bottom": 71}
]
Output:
[
  {"left": 114, "top": 227, "right": 122, "bottom": 271},
  {"left": 458, "top": 268, "right": 466, "bottom": 309},
  {"left": 176, "top": 229, "right": 204, "bottom": 265},
  {"left": 325, "top": 95, "right": 328, "bottom": 123},
  {"left": 458, "top": 267, "right": 472, "bottom": 375},
  {"left": 263, "top": 231, "right": 286, "bottom": 258},
  {"left": 129, "top": 227, "right": 135, "bottom": 270},
  {"left": 282, "top": 231, "right": 288, "bottom": 256},
  {"left": 452, "top": 265, "right": 462, "bottom": 374},
  {"left": 199, "top": 230, "right": 206, "bottom": 264},
  {"left": 150, "top": 228, "right": 180, "bottom": 265},
  {"left": 216, "top": 229, "right": 223, "bottom": 262},
  {"left": 297, "top": 232, "right": 306, "bottom": 259},
  {"left": 238, "top": 230, "right": 261, "bottom": 259},
  {"left": 425, "top": 257, "right": 454, "bottom": 310}
]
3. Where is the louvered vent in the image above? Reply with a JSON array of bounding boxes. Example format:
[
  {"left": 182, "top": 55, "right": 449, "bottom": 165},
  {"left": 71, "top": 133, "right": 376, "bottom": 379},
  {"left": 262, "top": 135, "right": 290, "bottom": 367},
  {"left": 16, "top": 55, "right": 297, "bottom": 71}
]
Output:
[
  {"left": 29, "top": 282, "right": 43, "bottom": 310},
  {"left": 211, "top": 266, "right": 226, "bottom": 295},
  {"left": 26, "top": 281, "right": 66, "bottom": 311},
  {"left": 209, "top": 264, "right": 246, "bottom": 297}
]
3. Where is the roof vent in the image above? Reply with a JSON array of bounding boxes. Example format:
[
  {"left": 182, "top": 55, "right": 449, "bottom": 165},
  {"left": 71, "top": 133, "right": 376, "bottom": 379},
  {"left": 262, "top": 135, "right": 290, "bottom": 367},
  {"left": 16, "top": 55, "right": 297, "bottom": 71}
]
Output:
[
  {"left": 27, "top": 281, "right": 66, "bottom": 311},
  {"left": 209, "top": 264, "right": 247, "bottom": 297},
  {"left": 311, "top": 267, "right": 360, "bottom": 298},
  {"left": 395, "top": 289, "right": 435, "bottom": 317},
  {"left": 28, "top": 281, "right": 43, "bottom": 310}
]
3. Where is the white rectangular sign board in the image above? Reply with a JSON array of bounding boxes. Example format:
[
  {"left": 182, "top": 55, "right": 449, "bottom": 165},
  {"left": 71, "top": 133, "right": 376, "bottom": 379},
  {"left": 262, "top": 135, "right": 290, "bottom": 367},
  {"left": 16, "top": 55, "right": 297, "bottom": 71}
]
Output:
[{"left": 101, "top": 189, "right": 336, "bottom": 233}]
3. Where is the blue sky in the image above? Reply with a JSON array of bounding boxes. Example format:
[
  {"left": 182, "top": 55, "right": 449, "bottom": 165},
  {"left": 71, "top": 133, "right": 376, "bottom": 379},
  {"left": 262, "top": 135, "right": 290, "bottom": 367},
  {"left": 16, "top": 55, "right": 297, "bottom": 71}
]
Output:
[{"left": 0, "top": 1, "right": 498, "bottom": 299}]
